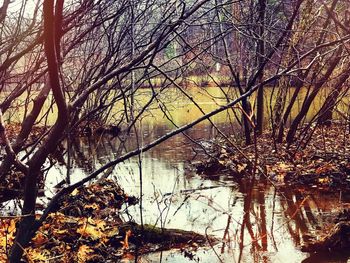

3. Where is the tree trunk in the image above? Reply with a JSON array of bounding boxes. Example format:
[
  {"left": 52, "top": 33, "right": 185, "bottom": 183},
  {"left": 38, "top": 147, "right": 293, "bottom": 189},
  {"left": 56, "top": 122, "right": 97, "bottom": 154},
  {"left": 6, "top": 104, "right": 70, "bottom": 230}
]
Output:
[
  {"left": 242, "top": 98, "right": 253, "bottom": 145},
  {"left": 277, "top": 0, "right": 338, "bottom": 142},
  {"left": 286, "top": 47, "right": 343, "bottom": 143},
  {"left": 276, "top": 80, "right": 303, "bottom": 143},
  {"left": 317, "top": 66, "right": 350, "bottom": 125},
  {"left": 255, "top": 0, "right": 266, "bottom": 135},
  {"left": 9, "top": 0, "right": 68, "bottom": 261},
  {"left": 0, "top": 85, "right": 50, "bottom": 180}
]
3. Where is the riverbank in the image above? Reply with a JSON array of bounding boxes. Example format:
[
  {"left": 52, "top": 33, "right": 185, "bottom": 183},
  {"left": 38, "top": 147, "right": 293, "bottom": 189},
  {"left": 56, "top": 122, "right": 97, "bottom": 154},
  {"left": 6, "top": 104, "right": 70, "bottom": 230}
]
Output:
[
  {"left": 194, "top": 123, "right": 350, "bottom": 255},
  {"left": 196, "top": 123, "right": 350, "bottom": 190},
  {"left": 0, "top": 179, "right": 216, "bottom": 262},
  {"left": 2, "top": 121, "right": 350, "bottom": 261}
]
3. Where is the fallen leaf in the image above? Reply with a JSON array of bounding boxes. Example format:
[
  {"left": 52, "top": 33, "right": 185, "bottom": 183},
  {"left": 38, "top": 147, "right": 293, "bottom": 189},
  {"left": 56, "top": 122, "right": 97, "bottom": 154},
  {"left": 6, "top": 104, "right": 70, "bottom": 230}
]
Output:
[
  {"left": 84, "top": 203, "right": 99, "bottom": 210},
  {"left": 71, "top": 189, "right": 79, "bottom": 196},
  {"left": 121, "top": 230, "right": 132, "bottom": 250},
  {"left": 77, "top": 218, "right": 106, "bottom": 240},
  {"left": 26, "top": 248, "right": 49, "bottom": 262},
  {"left": 77, "top": 244, "right": 93, "bottom": 263},
  {"left": 32, "top": 232, "right": 48, "bottom": 247},
  {"left": 237, "top": 163, "right": 247, "bottom": 172}
]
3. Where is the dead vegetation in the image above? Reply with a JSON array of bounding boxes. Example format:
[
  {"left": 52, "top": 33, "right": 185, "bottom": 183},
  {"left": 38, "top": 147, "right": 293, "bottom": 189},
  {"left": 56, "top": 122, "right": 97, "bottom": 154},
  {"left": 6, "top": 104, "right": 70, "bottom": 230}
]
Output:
[
  {"left": 195, "top": 124, "right": 350, "bottom": 190},
  {"left": 0, "top": 179, "right": 214, "bottom": 262}
]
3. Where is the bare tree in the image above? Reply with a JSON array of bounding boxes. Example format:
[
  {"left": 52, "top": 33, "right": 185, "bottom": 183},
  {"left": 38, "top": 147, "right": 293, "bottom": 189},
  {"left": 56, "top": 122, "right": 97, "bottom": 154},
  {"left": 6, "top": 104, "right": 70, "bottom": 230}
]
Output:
[
  {"left": 0, "top": 0, "right": 226, "bottom": 261},
  {"left": 1, "top": 0, "right": 350, "bottom": 261}
]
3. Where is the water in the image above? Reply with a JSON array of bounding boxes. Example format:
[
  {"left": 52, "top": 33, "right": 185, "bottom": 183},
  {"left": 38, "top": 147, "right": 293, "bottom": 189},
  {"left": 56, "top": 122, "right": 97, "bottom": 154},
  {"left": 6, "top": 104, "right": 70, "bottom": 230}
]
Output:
[
  {"left": 3, "top": 86, "right": 346, "bottom": 127},
  {"left": 3, "top": 86, "right": 350, "bottom": 262},
  {"left": 41, "top": 121, "right": 350, "bottom": 263}
]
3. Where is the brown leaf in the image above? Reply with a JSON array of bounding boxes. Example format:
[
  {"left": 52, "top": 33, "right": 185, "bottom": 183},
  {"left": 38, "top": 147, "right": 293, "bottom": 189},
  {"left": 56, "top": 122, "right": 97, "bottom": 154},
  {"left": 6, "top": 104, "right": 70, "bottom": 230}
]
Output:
[
  {"left": 77, "top": 217, "right": 106, "bottom": 240},
  {"left": 32, "top": 232, "right": 48, "bottom": 247},
  {"left": 121, "top": 230, "right": 132, "bottom": 250},
  {"left": 77, "top": 245, "right": 93, "bottom": 263}
]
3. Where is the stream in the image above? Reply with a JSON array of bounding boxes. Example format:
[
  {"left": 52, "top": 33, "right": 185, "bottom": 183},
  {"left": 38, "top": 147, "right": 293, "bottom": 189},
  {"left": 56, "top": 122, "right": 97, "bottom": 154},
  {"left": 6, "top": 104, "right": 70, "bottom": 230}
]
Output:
[
  {"left": 39, "top": 121, "right": 350, "bottom": 263},
  {"left": 2, "top": 86, "right": 350, "bottom": 262}
]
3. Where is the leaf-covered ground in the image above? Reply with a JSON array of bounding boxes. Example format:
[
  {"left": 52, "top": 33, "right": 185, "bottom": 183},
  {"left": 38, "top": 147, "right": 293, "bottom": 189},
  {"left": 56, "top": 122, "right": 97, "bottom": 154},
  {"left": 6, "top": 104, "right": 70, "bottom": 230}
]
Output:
[
  {"left": 196, "top": 124, "right": 350, "bottom": 191},
  {"left": 0, "top": 179, "right": 211, "bottom": 262},
  {"left": 1, "top": 179, "right": 136, "bottom": 262}
]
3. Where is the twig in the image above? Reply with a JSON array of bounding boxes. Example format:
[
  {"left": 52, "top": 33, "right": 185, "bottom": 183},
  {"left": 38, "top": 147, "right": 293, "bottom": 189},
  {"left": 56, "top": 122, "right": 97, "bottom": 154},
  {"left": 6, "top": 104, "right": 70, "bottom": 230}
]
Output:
[
  {"left": 205, "top": 226, "right": 224, "bottom": 263},
  {"left": 0, "top": 109, "right": 28, "bottom": 174}
]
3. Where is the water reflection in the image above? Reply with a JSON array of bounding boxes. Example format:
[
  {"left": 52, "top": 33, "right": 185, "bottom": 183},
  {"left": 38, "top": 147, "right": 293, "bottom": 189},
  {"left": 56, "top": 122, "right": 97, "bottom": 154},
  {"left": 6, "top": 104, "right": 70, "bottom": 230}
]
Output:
[{"left": 45, "top": 122, "right": 350, "bottom": 263}]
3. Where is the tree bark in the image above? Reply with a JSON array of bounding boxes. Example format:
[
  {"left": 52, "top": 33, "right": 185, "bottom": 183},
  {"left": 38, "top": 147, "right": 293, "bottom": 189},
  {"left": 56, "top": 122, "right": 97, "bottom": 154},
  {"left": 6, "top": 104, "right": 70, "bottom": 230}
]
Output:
[
  {"left": 255, "top": 0, "right": 266, "bottom": 135},
  {"left": 276, "top": 0, "right": 339, "bottom": 142},
  {"left": 317, "top": 65, "right": 350, "bottom": 125},
  {"left": 286, "top": 47, "right": 343, "bottom": 143},
  {"left": 9, "top": 0, "right": 68, "bottom": 261}
]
